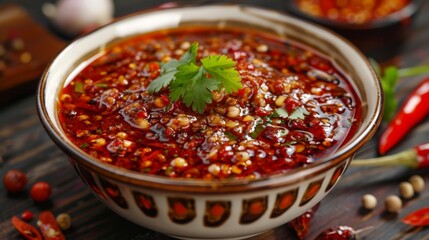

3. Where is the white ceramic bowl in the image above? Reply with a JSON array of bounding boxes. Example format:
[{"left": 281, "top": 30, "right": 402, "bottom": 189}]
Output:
[{"left": 37, "top": 5, "right": 383, "bottom": 240}]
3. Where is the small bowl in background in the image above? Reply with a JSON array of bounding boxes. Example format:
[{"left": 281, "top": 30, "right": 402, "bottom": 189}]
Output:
[{"left": 285, "top": 0, "right": 423, "bottom": 61}]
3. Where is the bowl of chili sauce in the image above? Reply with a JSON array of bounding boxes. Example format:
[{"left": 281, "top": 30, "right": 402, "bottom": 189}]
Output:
[
  {"left": 285, "top": 0, "right": 423, "bottom": 60},
  {"left": 37, "top": 5, "right": 383, "bottom": 239}
]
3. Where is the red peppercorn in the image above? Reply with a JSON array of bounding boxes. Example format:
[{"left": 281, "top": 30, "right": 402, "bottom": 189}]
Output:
[
  {"left": 3, "top": 169, "right": 27, "bottom": 193},
  {"left": 21, "top": 210, "right": 33, "bottom": 222},
  {"left": 30, "top": 182, "right": 52, "bottom": 202}
]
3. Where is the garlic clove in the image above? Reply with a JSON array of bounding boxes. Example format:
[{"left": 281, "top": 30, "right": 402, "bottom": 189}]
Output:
[{"left": 43, "top": 0, "right": 114, "bottom": 37}]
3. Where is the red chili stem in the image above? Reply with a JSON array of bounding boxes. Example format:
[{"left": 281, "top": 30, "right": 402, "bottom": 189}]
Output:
[{"left": 379, "top": 77, "right": 429, "bottom": 154}]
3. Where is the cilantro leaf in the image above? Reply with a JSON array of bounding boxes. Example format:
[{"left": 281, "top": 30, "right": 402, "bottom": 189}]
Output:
[
  {"left": 169, "top": 63, "right": 201, "bottom": 102},
  {"left": 250, "top": 124, "right": 265, "bottom": 139},
  {"left": 274, "top": 108, "right": 289, "bottom": 118},
  {"left": 273, "top": 107, "right": 308, "bottom": 120},
  {"left": 201, "top": 55, "right": 242, "bottom": 93},
  {"left": 289, "top": 107, "right": 310, "bottom": 120},
  {"left": 224, "top": 131, "right": 238, "bottom": 141},
  {"left": 381, "top": 67, "right": 398, "bottom": 121},
  {"left": 170, "top": 64, "right": 218, "bottom": 113},
  {"left": 148, "top": 43, "right": 199, "bottom": 93},
  {"left": 179, "top": 42, "right": 198, "bottom": 64},
  {"left": 148, "top": 65, "right": 178, "bottom": 93},
  {"left": 147, "top": 42, "right": 243, "bottom": 113},
  {"left": 201, "top": 55, "right": 236, "bottom": 69},
  {"left": 183, "top": 74, "right": 217, "bottom": 113}
]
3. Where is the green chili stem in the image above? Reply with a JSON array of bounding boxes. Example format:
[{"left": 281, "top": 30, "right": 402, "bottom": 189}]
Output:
[
  {"left": 351, "top": 149, "right": 418, "bottom": 168},
  {"left": 398, "top": 65, "right": 429, "bottom": 78}
]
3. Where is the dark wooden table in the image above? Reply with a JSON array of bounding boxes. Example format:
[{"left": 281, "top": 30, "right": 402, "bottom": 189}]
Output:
[{"left": 1, "top": 1, "right": 429, "bottom": 239}]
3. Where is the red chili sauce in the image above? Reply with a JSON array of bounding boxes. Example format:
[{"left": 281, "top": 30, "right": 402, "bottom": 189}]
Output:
[
  {"left": 295, "top": 0, "right": 410, "bottom": 24},
  {"left": 58, "top": 28, "right": 361, "bottom": 180}
]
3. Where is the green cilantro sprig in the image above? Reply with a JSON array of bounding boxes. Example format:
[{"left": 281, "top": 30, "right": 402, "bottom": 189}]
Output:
[
  {"left": 272, "top": 107, "right": 310, "bottom": 120},
  {"left": 148, "top": 42, "right": 242, "bottom": 113},
  {"left": 370, "top": 59, "right": 429, "bottom": 121},
  {"left": 380, "top": 66, "right": 399, "bottom": 122}
]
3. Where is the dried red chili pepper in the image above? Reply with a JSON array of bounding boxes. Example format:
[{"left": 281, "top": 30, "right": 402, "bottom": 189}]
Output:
[
  {"left": 352, "top": 142, "right": 429, "bottom": 169},
  {"left": 288, "top": 204, "right": 319, "bottom": 239},
  {"left": 11, "top": 216, "right": 42, "bottom": 240},
  {"left": 38, "top": 211, "right": 65, "bottom": 240},
  {"left": 314, "top": 226, "right": 374, "bottom": 240},
  {"left": 379, "top": 77, "right": 429, "bottom": 154},
  {"left": 402, "top": 207, "right": 429, "bottom": 226},
  {"left": 314, "top": 226, "right": 357, "bottom": 240}
]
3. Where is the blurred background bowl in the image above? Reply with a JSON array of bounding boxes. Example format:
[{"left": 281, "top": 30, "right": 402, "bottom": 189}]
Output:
[{"left": 285, "top": 0, "right": 424, "bottom": 61}]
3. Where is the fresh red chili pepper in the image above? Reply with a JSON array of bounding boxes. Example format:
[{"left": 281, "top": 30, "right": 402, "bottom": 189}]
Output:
[
  {"left": 11, "top": 216, "right": 42, "bottom": 240},
  {"left": 352, "top": 142, "right": 429, "bottom": 169},
  {"left": 402, "top": 207, "right": 429, "bottom": 226},
  {"left": 415, "top": 142, "right": 429, "bottom": 168},
  {"left": 379, "top": 77, "right": 429, "bottom": 154},
  {"left": 38, "top": 211, "right": 65, "bottom": 240},
  {"left": 288, "top": 204, "right": 319, "bottom": 239}
]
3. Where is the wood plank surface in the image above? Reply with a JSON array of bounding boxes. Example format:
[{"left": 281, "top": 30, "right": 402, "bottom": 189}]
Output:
[
  {"left": 0, "top": 3, "right": 65, "bottom": 107},
  {"left": 1, "top": 1, "right": 429, "bottom": 239}
]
